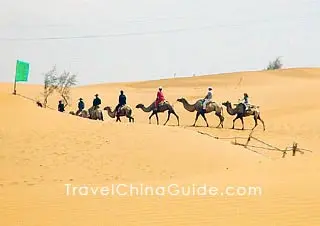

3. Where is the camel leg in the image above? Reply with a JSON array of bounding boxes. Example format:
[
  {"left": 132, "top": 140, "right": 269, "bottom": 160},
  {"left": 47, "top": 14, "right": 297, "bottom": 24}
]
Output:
[
  {"left": 127, "top": 115, "right": 133, "bottom": 123},
  {"left": 164, "top": 111, "right": 171, "bottom": 126},
  {"left": 171, "top": 110, "right": 179, "bottom": 126},
  {"left": 232, "top": 115, "right": 240, "bottom": 129},
  {"left": 155, "top": 113, "right": 159, "bottom": 125},
  {"left": 240, "top": 117, "right": 244, "bottom": 130},
  {"left": 200, "top": 112, "right": 209, "bottom": 127},
  {"left": 215, "top": 112, "right": 224, "bottom": 128},
  {"left": 149, "top": 112, "right": 155, "bottom": 124},
  {"left": 193, "top": 112, "right": 200, "bottom": 126},
  {"left": 258, "top": 114, "right": 265, "bottom": 131},
  {"left": 221, "top": 115, "right": 224, "bottom": 128},
  {"left": 252, "top": 115, "right": 258, "bottom": 130}
]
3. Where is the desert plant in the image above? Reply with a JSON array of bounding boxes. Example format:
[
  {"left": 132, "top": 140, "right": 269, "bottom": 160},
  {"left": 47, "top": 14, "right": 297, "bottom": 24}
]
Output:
[
  {"left": 56, "top": 71, "right": 77, "bottom": 107},
  {"left": 41, "top": 65, "right": 58, "bottom": 108},
  {"left": 40, "top": 66, "right": 77, "bottom": 108},
  {"left": 266, "top": 57, "right": 283, "bottom": 70}
]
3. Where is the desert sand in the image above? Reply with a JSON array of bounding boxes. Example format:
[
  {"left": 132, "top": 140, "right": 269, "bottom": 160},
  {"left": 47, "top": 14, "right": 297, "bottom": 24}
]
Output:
[{"left": 1, "top": 68, "right": 320, "bottom": 225}]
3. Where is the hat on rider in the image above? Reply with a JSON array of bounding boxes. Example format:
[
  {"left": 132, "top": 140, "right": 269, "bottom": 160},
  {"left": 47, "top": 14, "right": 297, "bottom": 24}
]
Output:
[
  {"left": 244, "top": 93, "right": 248, "bottom": 97},
  {"left": 159, "top": 86, "right": 162, "bottom": 90}
]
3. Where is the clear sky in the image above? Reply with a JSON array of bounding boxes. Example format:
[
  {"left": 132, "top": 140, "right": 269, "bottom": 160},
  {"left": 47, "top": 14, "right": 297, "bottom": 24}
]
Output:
[{"left": 0, "top": 0, "right": 319, "bottom": 85}]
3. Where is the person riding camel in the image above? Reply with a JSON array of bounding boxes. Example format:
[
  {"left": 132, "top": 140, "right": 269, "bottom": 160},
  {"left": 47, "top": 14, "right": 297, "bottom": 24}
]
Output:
[
  {"left": 240, "top": 93, "right": 250, "bottom": 111},
  {"left": 58, "top": 100, "right": 65, "bottom": 112},
  {"left": 76, "top": 98, "right": 85, "bottom": 115},
  {"left": 202, "top": 87, "right": 213, "bottom": 112},
  {"left": 155, "top": 86, "right": 165, "bottom": 111},
  {"left": 115, "top": 90, "right": 126, "bottom": 116},
  {"left": 92, "top": 94, "right": 101, "bottom": 110}
]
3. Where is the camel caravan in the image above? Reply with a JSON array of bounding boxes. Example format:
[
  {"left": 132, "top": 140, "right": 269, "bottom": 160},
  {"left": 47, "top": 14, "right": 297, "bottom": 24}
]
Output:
[{"left": 64, "top": 87, "right": 265, "bottom": 131}]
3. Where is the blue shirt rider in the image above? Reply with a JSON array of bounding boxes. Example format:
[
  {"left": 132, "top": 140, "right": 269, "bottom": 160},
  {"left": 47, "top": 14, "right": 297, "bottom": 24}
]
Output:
[
  {"left": 93, "top": 94, "right": 101, "bottom": 109},
  {"left": 58, "top": 100, "right": 65, "bottom": 112},
  {"left": 76, "top": 98, "right": 85, "bottom": 115},
  {"left": 116, "top": 90, "right": 126, "bottom": 115}
]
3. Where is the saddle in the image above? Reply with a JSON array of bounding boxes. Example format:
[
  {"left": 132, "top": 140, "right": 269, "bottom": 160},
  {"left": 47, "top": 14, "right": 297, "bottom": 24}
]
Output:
[
  {"left": 117, "top": 105, "right": 126, "bottom": 112},
  {"left": 234, "top": 103, "right": 259, "bottom": 113},
  {"left": 201, "top": 99, "right": 215, "bottom": 107},
  {"left": 158, "top": 100, "right": 168, "bottom": 106}
]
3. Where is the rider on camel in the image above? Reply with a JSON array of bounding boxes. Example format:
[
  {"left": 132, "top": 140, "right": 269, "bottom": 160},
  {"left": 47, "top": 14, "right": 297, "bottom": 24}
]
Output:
[
  {"left": 58, "top": 100, "right": 65, "bottom": 112},
  {"left": 115, "top": 90, "right": 126, "bottom": 116},
  {"left": 92, "top": 94, "right": 101, "bottom": 110},
  {"left": 155, "top": 86, "right": 165, "bottom": 111},
  {"left": 202, "top": 87, "right": 213, "bottom": 112},
  {"left": 240, "top": 93, "right": 250, "bottom": 111},
  {"left": 76, "top": 98, "right": 85, "bottom": 115}
]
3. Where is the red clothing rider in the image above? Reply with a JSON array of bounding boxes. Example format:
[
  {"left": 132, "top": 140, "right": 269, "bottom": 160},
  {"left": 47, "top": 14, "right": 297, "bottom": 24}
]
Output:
[{"left": 155, "top": 86, "right": 165, "bottom": 110}]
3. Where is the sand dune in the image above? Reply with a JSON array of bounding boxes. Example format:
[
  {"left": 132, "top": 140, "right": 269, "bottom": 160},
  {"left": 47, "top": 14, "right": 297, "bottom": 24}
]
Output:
[{"left": 1, "top": 68, "right": 320, "bottom": 225}]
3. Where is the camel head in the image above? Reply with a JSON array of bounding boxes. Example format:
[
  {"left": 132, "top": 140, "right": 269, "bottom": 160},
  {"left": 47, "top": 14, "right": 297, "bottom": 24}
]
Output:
[
  {"left": 103, "top": 106, "right": 111, "bottom": 111},
  {"left": 69, "top": 111, "right": 75, "bottom": 115},
  {"left": 222, "top": 101, "right": 231, "bottom": 107},
  {"left": 136, "top": 104, "right": 144, "bottom": 109},
  {"left": 176, "top": 98, "right": 185, "bottom": 103}
]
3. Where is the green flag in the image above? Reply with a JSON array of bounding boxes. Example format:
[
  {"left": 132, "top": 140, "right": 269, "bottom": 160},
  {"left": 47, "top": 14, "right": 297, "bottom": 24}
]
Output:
[{"left": 15, "top": 60, "right": 29, "bottom": 82}]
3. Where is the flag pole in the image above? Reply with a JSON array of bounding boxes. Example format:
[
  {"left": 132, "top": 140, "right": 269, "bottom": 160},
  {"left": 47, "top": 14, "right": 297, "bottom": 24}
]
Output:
[{"left": 13, "top": 75, "right": 17, "bottom": 95}]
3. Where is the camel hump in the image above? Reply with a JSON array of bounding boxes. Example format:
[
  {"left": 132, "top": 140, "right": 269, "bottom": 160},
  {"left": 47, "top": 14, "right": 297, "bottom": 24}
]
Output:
[{"left": 250, "top": 105, "right": 260, "bottom": 112}]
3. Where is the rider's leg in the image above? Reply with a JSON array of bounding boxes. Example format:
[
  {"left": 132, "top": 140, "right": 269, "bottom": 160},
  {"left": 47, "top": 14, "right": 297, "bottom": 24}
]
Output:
[
  {"left": 154, "top": 101, "right": 159, "bottom": 111},
  {"left": 202, "top": 99, "right": 209, "bottom": 110}
]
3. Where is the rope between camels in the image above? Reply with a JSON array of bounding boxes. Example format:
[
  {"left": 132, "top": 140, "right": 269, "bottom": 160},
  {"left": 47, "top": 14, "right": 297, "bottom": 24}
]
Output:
[{"left": 196, "top": 131, "right": 248, "bottom": 140}]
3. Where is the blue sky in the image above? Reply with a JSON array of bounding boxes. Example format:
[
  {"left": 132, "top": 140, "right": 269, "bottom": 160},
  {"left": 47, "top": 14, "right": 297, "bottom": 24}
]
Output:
[{"left": 0, "top": 0, "right": 319, "bottom": 85}]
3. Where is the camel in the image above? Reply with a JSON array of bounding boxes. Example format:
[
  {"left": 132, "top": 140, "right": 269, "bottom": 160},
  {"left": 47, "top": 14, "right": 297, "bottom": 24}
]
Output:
[
  {"left": 78, "top": 110, "right": 89, "bottom": 118},
  {"left": 88, "top": 106, "right": 104, "bottom": 121},
  {"left": 177, "top": 98, "right": 224, "bottom": 128},
  {"left": 136, "top": 101, "right": 179, "bottom": 126},
  {"left": 69, "top": 110, "right": 89, "bottom": 118},
  {"left": 222, "top": 101, "right": 265, "bottom": 131},
  {"left": 103, "top": 105, "right": 134, "bottom": 123}
]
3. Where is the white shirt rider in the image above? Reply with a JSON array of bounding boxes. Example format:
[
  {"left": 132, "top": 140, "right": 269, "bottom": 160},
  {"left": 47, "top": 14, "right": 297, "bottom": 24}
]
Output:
[{"left": 203, "top": 87, "right": 213, "bottom": 110}]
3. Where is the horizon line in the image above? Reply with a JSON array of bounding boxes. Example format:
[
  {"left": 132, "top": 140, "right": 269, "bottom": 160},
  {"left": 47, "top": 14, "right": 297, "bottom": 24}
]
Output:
[{"left": 1, "top": 66, "right": 319, "bottom": 87}]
